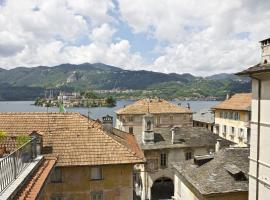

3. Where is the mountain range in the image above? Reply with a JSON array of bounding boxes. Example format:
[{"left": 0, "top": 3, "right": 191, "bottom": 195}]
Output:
[{"left": 0, "top": 63, "right": 251, "bottom": 100}]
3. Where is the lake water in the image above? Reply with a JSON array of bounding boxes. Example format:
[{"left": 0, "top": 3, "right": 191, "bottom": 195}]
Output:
[{"left": 0, "top": 100, "right": 219, "bottom": 121}]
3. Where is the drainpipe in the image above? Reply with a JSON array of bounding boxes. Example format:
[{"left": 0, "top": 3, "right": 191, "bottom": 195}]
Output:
[{"left": 252, "top": 76, "right": 261, "bottom": 200}]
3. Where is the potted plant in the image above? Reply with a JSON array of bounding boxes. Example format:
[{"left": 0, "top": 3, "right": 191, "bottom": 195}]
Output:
[{"left": 0, "top": 130, "right": 7, "bottom": 157}]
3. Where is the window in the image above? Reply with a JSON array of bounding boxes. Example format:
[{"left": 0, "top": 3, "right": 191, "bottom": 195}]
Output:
[
  {"left": 170, "top": 115, "right": 174, "bottom": 122},
  {"left": 90, "top": 167, "right": 103, "bottom": 180},
  {"left": 50, "top": 167, "right": 62, "bottom": 183},
  {"left": 129, "top": 126, "right": 133, "bottom": 134},
  {"left": 223, "top": 125, "right": 227, "bottom": 134},
  {"left": 234, "top": 112, "right": 240, "bottom": 120},
  {"left": 239, "top": 128, "right": 244, "bottom": 137},
  {"left": 147, "top": 121, "right": 151, "bottom": 131},
  {"left": 160, "top": 153, "right": 167, "bottom": 167},
  {"left": 50, "top": 194, "right": 63, "bottom": 200},
  {"left": 91, "top": 191, "right": 103, "bottom": 200},
  {"left": 229, "top": 112, "right": 233, "bottom": 119},
  {"left": 156, "top": 115, "right": 160, "bottom": 126},
  {"left": 231, "top": 127, "right": 235, "bottom": 135},
  {"left": 220, "top": 111, "right": 223, "bottom": 118},
  {"left": 224, "top": 112, "right": 228, "bottom": 119},
  {"left": 128, "top": 116, "right": 133, "bottom": 122},
  {"left": 185, "top": 152, "right": 192, "bottom": 160}
]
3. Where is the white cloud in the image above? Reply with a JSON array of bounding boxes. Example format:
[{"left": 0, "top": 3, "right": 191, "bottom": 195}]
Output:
[
  {"left": 118, "top": 0, "right": 270, "bottom": 75},
  {"left": 0, "top": 0, "right": 144, "bottom": 69},
  {"left": 1, "top": 0, "right": 270, "bottom": 75}
]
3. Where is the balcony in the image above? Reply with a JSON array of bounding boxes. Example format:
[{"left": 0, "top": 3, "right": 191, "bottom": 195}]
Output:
[{"left": 0, "top": 137, "right": 48, "bottom": 200}]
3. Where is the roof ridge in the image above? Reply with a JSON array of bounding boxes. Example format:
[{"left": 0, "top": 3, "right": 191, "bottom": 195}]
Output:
[{"left": 97, "top": 128, "right": 144, "bottom": 161}]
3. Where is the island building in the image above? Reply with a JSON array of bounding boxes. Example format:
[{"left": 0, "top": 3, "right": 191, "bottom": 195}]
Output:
[
  {"left": 172, "top": 147, "right": 249, "bottom": 200},
  {"left": 237, "top": 37, "right": 270, "bottom": 200},
  {"left": 115, "top": 98, "right": 193, "bottom": 135},
  {"left": 212, "top": 93, "right": 252, "bottom": 146},
  {"left": 115, "top": 98, "right": 233, "bottom": 200},
  {"left": 0, "top": 112, "right": 145, "bottom": 200},
  {"left": 193, "top": 108, "right": 215, "bottom": 132}
]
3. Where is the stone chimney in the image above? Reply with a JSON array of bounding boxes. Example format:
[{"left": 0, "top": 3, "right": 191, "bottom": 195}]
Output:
[
  {"left": 260, "top": 38, "right": 270, "bottom": 65},
  {"left": 102, "top": 115, "right": 113, "bottom": 132},
  {"left": 215, "top": 138, "right": 222, "bottom": 152},
  {"left": 142, "top": 113, "right": 154, "bottom": 144}
]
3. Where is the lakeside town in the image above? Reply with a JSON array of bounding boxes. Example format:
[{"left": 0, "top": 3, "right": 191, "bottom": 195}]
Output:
[{"left": 0, "top": 37, "right": 269, "bottom": 200}]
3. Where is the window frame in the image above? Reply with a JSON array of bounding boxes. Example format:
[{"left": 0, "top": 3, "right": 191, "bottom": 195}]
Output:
[
  {"left": 185, "top": 152, "right": 192, "bottom": 160},
  {"left": 90, "top": 167, "right": 103, "bottom": 181},
  {"left": 160, "top": 153, "right": 167, "bottom": 168},
  {"left": 91, "top": 191, "right": 103, "bottom": 200}
]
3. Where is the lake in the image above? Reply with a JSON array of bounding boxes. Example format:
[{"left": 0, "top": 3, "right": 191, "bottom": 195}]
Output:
[{"left": 0, "top": 100, "right": 219, "bottom": 121}]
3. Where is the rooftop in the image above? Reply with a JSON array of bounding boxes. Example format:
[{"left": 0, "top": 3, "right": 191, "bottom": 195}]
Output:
[
  {"left": 237, "top": 63, "right": 270, "bottom": 76},
  {"left": 212, "top": 93, "right": 251, "bottom": 111},
  {"left": 115, "top": 98, "right": 192, "bottom": 115},
  {"left": 193, "top": 108, "right": 214, "bottom": 124},
  {"left": 173, "top": 147, "right": 249, "bottom": 195},
  {"left": 0, "top": 112, "right": 145, "bottom": 167},
  {"left": 134, "top": 127, "right": 234, "bottom": 150}
]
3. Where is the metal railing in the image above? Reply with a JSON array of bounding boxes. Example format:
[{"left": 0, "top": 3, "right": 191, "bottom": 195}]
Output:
[{"left": 0, "top": 137, "right": 37, "bottom": 194}]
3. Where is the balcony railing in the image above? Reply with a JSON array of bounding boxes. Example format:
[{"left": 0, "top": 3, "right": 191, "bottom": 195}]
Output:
[{"left": 0, "top": 137, "right": 37, "bottom": 194}]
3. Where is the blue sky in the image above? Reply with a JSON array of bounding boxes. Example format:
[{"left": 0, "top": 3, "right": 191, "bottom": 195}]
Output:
[{"left": 0, "top": 0, "right": 269, "bottom": 75}]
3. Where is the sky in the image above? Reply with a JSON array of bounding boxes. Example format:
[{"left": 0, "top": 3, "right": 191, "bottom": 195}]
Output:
[{"left": 0, "top": 0, "right": 270, "bottom": 75}]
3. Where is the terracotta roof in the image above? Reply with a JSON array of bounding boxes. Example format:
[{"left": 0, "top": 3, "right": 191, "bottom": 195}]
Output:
[
  {"left": 16, "top": 156, "right": 57, "bottom": 200},
  {"left": 115, "top": 98, "right": 192, "bottom": 115},
  {"left": 173, "top": 147, "right": 249, "bottom": 195},
  {"left": 0, "top": 112, "right": 145, "bottom": 166},
  {"left": 212, "top": 93, "right": 251, "bottom": 111}
]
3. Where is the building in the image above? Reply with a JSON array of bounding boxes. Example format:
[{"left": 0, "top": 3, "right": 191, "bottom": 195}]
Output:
[
  {"left": 0, "top": 134, "right": 57, "bottom": 200},
  {"left": 173, "top": 147, "right": 249, "bottom": 200},
  {"left": 212, "top": 93, "right": 252, "bottom": 146},
  {"left": 0, "top": 112, "right": 145, "bottom": 200},
  {"left": 237, "top": 37, "right": 270, "bottom": 200},
  {"left": 115, "top": 98, "right": 193, "bottom": 135},
  {"left": 133, "top": 125, "right": 233, "bottom": 200},
  {"left": 193, "top": 108, "right": 215, "bottom": 131}
]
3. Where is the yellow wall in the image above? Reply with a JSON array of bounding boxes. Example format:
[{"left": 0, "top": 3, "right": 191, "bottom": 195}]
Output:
[
  {"left": 42, "top": 164, "right": 134, "bottom": 200},
  {"left": 214, "top": 109, "right": 250, "bottom": 145}
]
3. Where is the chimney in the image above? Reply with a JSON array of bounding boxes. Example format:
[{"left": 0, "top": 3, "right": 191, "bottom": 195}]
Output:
[
  {"left": 102, "top": 115, "right": 113, "bottom": 132},
  {"left": 171, "top": 127, "right": 175, "bottom": 144},
  {"left": 226, "top": 93, "right": 230, "bottom": 100},
  {"left": 187, "top": 103, "right": 190, "bottom": 110},
  {"left": 260, "top": 38, "right": 270, "bottom": 64},
  {"left": 142, "top": 113, "right": 154, "bottom": 144},
  {"left": 215, "top": 138, "right": 222, "bottom": 152}
]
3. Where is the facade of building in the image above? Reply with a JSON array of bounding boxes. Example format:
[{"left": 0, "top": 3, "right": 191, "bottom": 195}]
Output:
[
  {"left": 0, "top": 112, "right": 145, "bottom": 200},
  {"left": 115, "top": 99, "right": 232, "bottom": 200},
  {"left": 193, "top": 108, "right": 214, "bottom": 132},
  {"left": 237, "top": 38, "right": 270, "bottom": 200},
  {"left": 115, "top": 98, "right": 193, "bottom": 135},
  {"left": 212, "top": 93, "right": 251, "bottom": 146},
  {"left": 173, "top": 147, "right": 249, "bottom": 200}
]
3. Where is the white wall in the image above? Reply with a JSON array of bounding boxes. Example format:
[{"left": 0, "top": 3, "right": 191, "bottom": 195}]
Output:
[{"left": 249, "top": 77, "right": 270, "bottom": 200}]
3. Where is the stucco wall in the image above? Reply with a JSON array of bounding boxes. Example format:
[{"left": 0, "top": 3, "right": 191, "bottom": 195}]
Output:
[
  {"left": 214, "top": 109, "right": 250, "bottom": 146},
  {"left": 137, "top": 147, "right": 210, "bottom": 200},
  {"left": 249, "top": 77, "right": 270, "bottom": 200},
  {"left": 116, "top": 113, "right": 192, "bottom": 135},
  {"left": 42, "top": 164, "right": 134, "bottom": 200}
]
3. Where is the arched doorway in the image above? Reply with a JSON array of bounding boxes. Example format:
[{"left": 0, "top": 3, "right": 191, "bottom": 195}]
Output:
[{"left": 151, "top": 177, "right": 174, "bottom": 200}]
